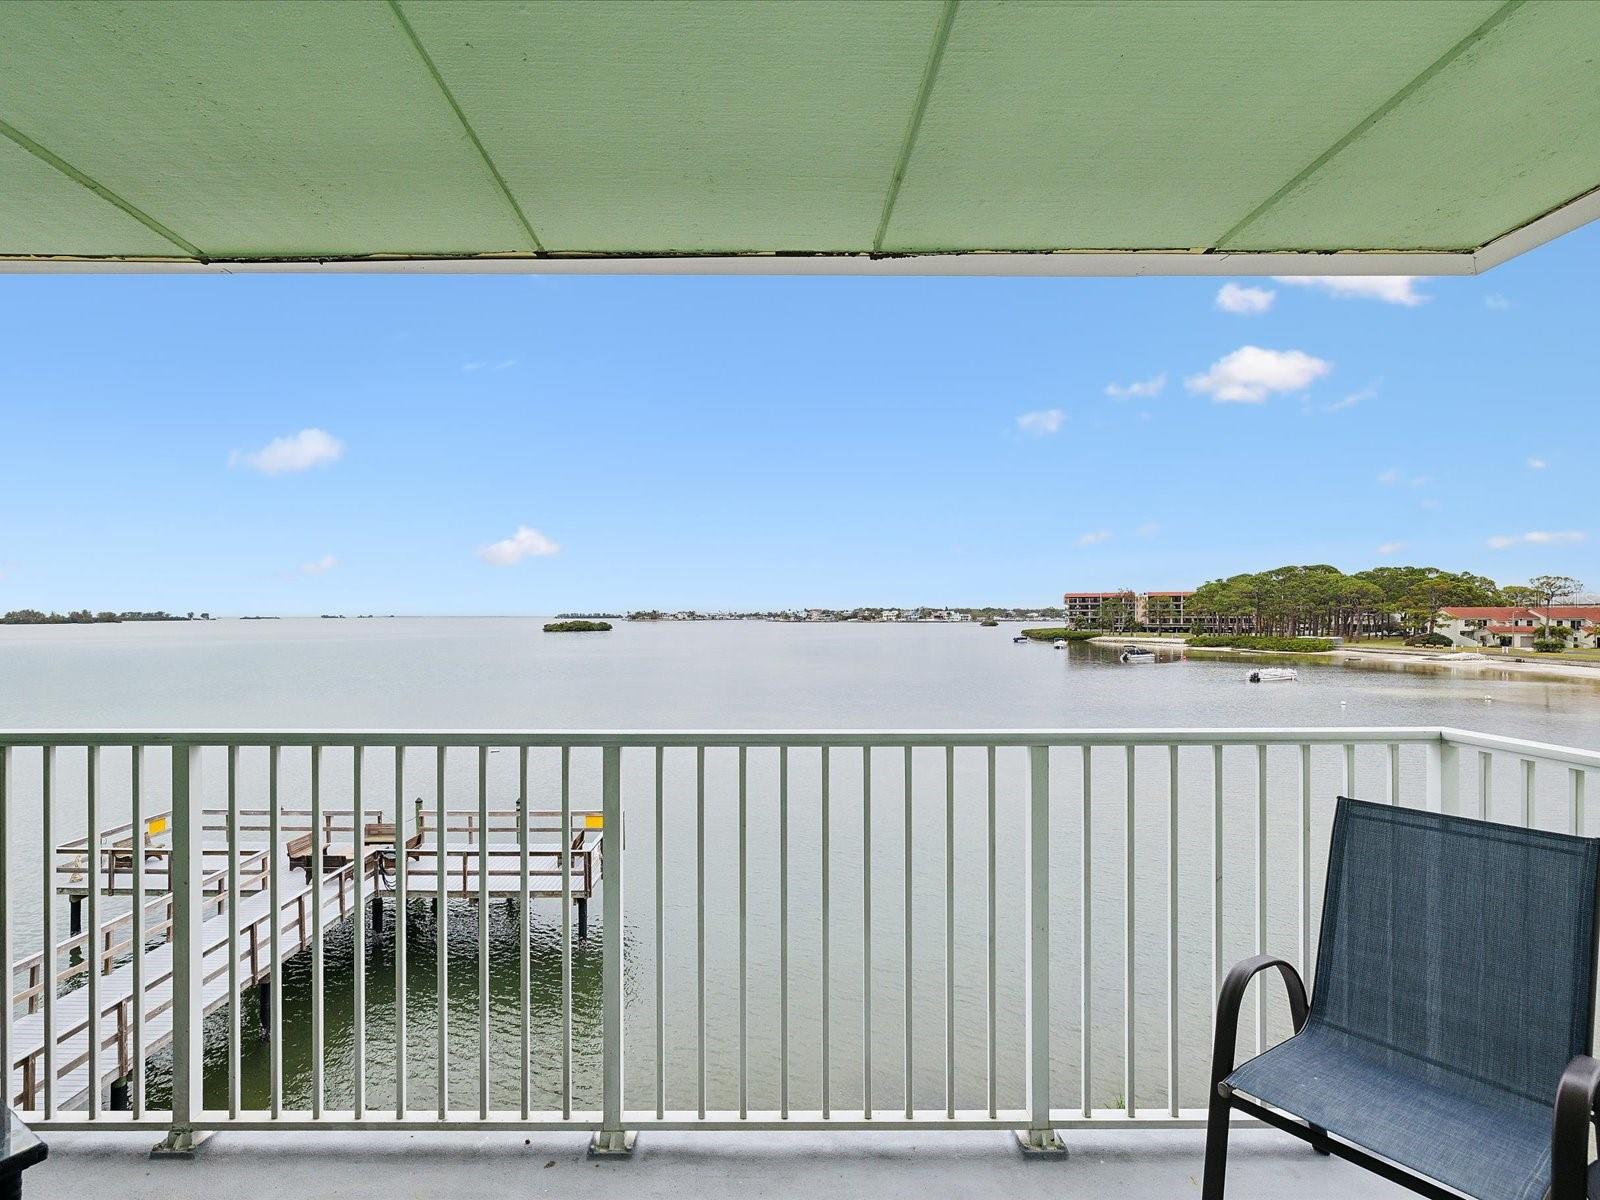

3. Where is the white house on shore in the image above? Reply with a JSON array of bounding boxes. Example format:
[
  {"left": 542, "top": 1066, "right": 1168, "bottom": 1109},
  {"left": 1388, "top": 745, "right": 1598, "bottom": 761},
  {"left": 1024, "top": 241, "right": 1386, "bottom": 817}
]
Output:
[{"left": 1437, "top": 606, "right": 1600, "bottom": 649}]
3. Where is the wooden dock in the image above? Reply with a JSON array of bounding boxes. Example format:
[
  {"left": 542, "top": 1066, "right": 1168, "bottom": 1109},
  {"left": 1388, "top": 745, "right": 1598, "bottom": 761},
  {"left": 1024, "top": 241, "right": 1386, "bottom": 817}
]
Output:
[{"left": 9, "top": 806, "right": 603, "bottom": 1111}]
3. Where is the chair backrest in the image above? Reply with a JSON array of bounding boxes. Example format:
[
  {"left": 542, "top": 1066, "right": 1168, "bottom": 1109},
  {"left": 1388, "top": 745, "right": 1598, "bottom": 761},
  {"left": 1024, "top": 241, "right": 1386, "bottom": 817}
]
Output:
[{"left": 1312, "top": 797, "right": 1600, "bottom": 1106}]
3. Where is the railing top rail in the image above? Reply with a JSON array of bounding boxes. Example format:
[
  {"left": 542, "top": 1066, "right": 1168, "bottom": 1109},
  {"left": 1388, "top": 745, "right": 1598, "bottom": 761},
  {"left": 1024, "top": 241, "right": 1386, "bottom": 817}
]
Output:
[
  {"left": 0, "top": 727, "right": 1451, "bottom": 749},
  {"left": 1439, "top": 727, "right": 1600, "bottom": 771}
]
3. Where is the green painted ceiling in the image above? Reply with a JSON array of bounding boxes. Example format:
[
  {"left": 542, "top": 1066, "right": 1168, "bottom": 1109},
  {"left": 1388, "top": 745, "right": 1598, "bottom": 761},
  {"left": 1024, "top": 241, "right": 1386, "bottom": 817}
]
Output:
[{"left": 0, "top": 0, "right": 1596, "bottom": 271}]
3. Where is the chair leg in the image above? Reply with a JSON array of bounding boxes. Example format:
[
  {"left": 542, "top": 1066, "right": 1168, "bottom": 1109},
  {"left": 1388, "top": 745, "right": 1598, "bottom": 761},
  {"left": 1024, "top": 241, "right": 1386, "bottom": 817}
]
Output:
[
  {"left": 1202, "top": 1090, "right": 1232, "bottom": 1200},
  {"left": 1308, "top": 1123, "right": 1332, "bottom": 1155}
]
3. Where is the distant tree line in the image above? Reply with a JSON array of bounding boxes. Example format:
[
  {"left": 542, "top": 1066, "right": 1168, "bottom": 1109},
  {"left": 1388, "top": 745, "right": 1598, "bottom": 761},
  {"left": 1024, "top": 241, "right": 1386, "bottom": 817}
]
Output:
[
  {"left": 0, "top": 609, "right": 200, "bottom": 624},
  {"left": 1185, "top": 564, "right": 1565, "bottom": 639}
]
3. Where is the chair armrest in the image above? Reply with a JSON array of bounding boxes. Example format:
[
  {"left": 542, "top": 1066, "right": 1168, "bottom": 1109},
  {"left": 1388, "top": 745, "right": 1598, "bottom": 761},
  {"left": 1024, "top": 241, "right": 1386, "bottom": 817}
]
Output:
[
  {"left": 1209, "top": 954, "right": 1310, "bottom": 1092},
  {"left": 1551, "top": 1054, "right": 1600, "bottom": 1200}
]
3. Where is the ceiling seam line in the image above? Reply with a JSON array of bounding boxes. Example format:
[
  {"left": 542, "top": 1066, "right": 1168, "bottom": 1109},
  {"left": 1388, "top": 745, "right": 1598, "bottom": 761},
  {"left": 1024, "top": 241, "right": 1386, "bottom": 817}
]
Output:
[
  {"left": 0, "top": 116, "right": 207, "bottom": 261},
  {"left": 872, "top": 0, "right": 960, "bottom": 255},
  {"left": 387, "top": 0, "right": 546, "bottom": 253},
  {"left": 1212, "top": 0, "right": 1526, "bottom": 252}
]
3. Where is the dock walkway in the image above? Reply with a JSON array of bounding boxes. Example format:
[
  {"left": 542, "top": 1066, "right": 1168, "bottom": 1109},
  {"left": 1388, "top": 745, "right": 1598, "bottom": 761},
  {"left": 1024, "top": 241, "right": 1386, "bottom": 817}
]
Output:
[{"left": 9, "top": 810, "right": 603, "bottom": 1112}]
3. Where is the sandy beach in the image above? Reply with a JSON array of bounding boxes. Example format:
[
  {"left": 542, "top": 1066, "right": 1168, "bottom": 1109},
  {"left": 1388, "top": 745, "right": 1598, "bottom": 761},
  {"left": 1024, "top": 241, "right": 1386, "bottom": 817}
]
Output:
[{"left": 1087, "top": 635, "right": 1600, "bottom": 684}]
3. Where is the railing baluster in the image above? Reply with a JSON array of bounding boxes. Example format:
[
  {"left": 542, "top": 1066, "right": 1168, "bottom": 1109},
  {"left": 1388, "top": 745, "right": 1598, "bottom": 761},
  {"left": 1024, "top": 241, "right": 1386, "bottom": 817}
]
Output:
[
  {"left": 476, "top": 745, "right": 488, "bottom": 1120},
  {"left": 269, "top": 746, "right": 283, "bottom": 1119},
  {"left": 1572, "top": 768, "right": 1586, "bottom": 836},
  {"left": 1522, "top": 758, "right": 1536, "bottom": 826},
  {"left": 86, "top": 746, "right": 101, "bottom": 1118},
  {"left": 596, "top": 744, "right": 628, "bottom": 1153},
  {"left": 1124, "top": 745, "right": 1135, "bottom": 1118},
  {"left": 1479, "top": 750, "right": 1493, "bottom": 819},
  {"left": 435, "top": 745, "right": 448, "bottom": 1119},
  {"left": 821, "top": 744, "right": 831, "bottom": 1120},
  {"left": 1082, "top": 745, "right": 1094, "bottom": 1117},
  {"left": 695, "top": 745, "right": 706, "bottom": 1119},
  {"left": 131, "top": 747, "right": 145, "bottom": 1117},
  {"left": 311, "top": 745, "right": 324, "bottom": 1119},
  {"left": 518, "top": 746, "right": 529, "bottom": 1121},
  {"left": 353, "top": 746, "right": 366, "bottom": 1118},
  {"left": 862, "top": 745, "right": 872, "bottom": 1120},
  {"left": 560, "top": 745, "right": 571, "bottom": 1119},
  {"left": 738, "top": 746, "right": 748, "bottom": 1120},
  {"left": 986, "top": 744, "right": 997, "bottom": 1121},
  {"left": 945, "top": 745, "right": 956, "bottom": 1120},
  {"left": 1388, "top": 743, "right": 1401, "bottom": 806},
  {"left": 41, "top": 746, "right": 55, "bottom": 1119},
  {"left": 1021, "top": 745, "right": 1059, "bottom": 1152},
  {"left": 1299, "top": 744, "right": 1312, "bottom": 988},
  {"left": 227, "top": 745, "right": 240, "bottom": 1119},
  {"left": 1213, "top": 746, "right": 1225, "bottom": 1021},
  {"left": 1166, "top": 744, "right": 1178, "bottom": 1120},
  {"left": 779, "top": 745, "right": 790, "bottom": 1121},
  {"left": 161, "top": 744, "right": 203, "bottom": 1154},
  {"left": 0, "top": 747, "right": 9, "bottom": 1115},
  {"left": 655, "top": 746, "right": 666, "bottom": 1120},
  {"left": 903, "top": 746, "right": 913, "bottom": 1118},
  {"left": 1343, "top": 743, "right": 1356, "bottom": 798},
  {"left": 395, "top": 745, "right": 408, "bottom": 1120},
  {"left": 1255, "top": 744, "right": 1268, "bottom": 1054}
]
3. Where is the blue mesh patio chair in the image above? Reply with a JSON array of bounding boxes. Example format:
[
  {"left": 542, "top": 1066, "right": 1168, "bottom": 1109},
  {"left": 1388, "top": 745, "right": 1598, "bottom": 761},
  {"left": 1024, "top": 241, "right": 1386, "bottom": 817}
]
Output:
[{"left": 1204, "top": 796, "right": 1600, "bottom": 1200}]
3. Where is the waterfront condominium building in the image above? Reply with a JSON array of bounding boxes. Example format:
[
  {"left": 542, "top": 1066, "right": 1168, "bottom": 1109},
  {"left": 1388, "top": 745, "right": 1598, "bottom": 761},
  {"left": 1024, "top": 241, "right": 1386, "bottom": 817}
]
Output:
[{"left": 1062, "top": 590, "right": 1203, "bottom": 631}]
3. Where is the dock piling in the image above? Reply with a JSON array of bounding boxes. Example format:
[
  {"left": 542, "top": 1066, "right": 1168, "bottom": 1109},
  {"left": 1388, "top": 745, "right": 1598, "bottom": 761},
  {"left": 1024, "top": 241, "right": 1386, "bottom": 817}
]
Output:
[{"left": 257, "top": 979, "right": 271, "bottom": 1039}]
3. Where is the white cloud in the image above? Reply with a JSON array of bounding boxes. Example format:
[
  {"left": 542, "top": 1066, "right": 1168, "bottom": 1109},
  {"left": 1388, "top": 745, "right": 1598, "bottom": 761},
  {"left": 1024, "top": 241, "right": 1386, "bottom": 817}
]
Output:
[
  {"left": 463, "top": 358, "right": 518, "bottom": 373},
  {"left": 1185, "top": 346, "right": 1330, "bottom": 404},
  {"left": 1076, "top": 530, "right": 1112, "bottom": 547},
  {"left": 1326, "top": 383, "right": 1377, "bottom": 413},
  {"left": 300, "top": 554, "right": 337, "bottom": 575},
  {"left": 1484, "top": 293, "right": 1512, "bottom": 311},
  {"left": 1486, "top": 530, "right": 1588, "bottom": 550},
  {"left": 1135, "top": 521, "right": 1161, "bottom": 538},
  {"left": 1016, "top": 408, "right": 1065, "bottom": 436},
  {"left": 1105, "top": 373, "right": 1166, "bottom": 399},
  {"left": 1273, "top": 275, "right": 1427, "bottom": 307},
  {"left": 1376, "top": 541, "right": 1406, "bottom": 556},
  {"left": 229, "top": 428, "right": 344, "bottom": 475},
  {"left": 1378, "top": 467, "right": 1430, "bottom": 488},
  {"left": 1526, "top": 456, "right": 1547, "bottom": 470},
  {"left": 1215, "top": 283, "right": 1275, "bottom": 315},
  {"left": 478, "top": 525, "right": 560, "bottom": 565},
  {"left": 1419, "top": 498, "right": 1442, "bottom": 511}
]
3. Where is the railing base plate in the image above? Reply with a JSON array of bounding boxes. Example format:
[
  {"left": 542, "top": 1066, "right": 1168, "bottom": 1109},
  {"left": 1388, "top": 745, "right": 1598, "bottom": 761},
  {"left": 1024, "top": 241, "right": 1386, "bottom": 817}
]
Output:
[
  {"left": 150, "top": 1128, "right": 212, "bottom": 1159},
  {"left": 1014, "top": 1128, "right": 1067, "bottom": 1157},
  {"left": 587, "top": 1130, "right": 637, "bottom": 1158}
]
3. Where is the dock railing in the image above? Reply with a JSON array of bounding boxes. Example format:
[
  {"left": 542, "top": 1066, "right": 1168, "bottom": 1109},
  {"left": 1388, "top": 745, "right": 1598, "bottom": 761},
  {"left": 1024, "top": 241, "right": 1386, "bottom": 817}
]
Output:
[{"left": 1, "top": 728, "right": 1596, "bottom": 1156}]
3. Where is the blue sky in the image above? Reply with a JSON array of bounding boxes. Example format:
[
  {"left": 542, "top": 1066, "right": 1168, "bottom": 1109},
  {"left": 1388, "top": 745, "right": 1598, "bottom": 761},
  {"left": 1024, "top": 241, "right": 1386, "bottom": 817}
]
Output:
[{"left": 2, "top": 224, "right": 1597, "bottom": 614}]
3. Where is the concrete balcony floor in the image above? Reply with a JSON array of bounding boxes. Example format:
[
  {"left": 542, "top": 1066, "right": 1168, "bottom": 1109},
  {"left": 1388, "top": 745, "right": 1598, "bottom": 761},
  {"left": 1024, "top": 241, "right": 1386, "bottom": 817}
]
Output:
[{"left": 27, "top": 1127, "right": 1405, "bottom": 1200}]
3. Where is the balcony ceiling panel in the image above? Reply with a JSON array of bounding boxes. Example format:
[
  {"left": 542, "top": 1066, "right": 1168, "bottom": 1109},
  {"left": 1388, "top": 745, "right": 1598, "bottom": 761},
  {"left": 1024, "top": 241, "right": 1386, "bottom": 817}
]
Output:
[
  {"left": 1223, "top": 0, "right": 1600, "bottom": 252},
  {"left": 881, "top": 0, "right": 1505, "bottom": 252},
  {"left": 0, "top": 0, "right": 1595, "bottom": 274}
]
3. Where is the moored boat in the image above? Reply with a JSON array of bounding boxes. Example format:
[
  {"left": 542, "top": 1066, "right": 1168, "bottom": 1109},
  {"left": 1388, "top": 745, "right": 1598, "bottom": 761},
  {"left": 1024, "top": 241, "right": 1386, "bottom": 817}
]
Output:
[
  {"left": 1120, "top": 648, "right": 1157, "bottom": 663},
  {"left": 1247, "top": 667, "right": 1298, "bottom": 682}
]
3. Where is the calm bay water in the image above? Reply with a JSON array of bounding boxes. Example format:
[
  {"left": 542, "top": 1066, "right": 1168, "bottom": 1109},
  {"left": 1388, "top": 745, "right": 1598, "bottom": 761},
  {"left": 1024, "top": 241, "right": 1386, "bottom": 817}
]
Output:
[{"left": 4, "top": 617, "right": 1599, "bottom": 1115}]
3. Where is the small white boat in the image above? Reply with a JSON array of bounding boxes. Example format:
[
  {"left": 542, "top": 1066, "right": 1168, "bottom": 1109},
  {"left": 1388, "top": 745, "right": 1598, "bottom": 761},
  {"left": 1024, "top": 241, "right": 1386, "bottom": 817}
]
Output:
[
  {"left": 1052, "top": 639, "right": 1068, "bottom": 649},
  {"left": 1120, "top": 648, "right": 1157, "bottom": 664},
  {"left": 1247, "top": 667, "right": 1298, "bottom": 683}
]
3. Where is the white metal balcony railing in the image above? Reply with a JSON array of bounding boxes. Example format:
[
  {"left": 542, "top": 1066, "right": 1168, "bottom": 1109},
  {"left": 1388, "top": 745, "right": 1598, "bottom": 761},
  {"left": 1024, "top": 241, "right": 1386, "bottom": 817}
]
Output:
[{"left": 1, "top": 728, "right": 1596, "bottom": 1155}]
